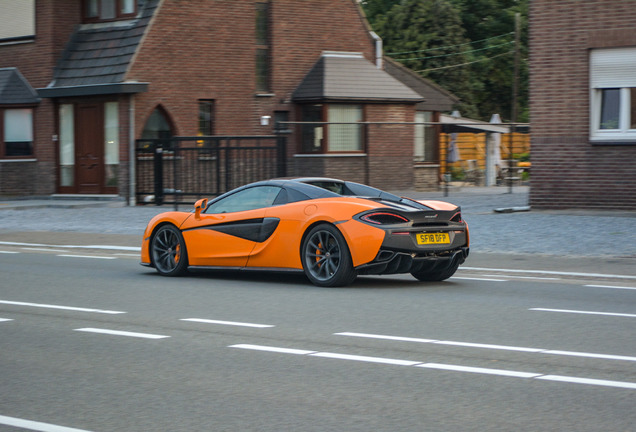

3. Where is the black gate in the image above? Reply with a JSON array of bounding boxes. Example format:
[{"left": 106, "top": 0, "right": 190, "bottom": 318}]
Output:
[{"left": 135, "top": 136, "right": 286, "bottom": 206}]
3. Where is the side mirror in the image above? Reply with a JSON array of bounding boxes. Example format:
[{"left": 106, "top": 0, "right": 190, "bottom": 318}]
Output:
[{"left": 194, "top": 198, "right": 208, "bottom": 218}]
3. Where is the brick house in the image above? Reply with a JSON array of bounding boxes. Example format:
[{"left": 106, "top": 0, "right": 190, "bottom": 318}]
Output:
[
  {"left": 0, "top": 0, "right": 455, "bottom": 202},
  {"left": 530, "top": 0, "right": 636, "bottom": 210}
]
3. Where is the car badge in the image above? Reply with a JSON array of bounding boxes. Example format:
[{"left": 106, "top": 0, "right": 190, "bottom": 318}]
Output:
[{"left": 424, "top": 214, "right": 438, "bottom": 219}]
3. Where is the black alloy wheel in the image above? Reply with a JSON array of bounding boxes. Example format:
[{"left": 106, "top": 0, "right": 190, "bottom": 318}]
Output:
[
  {"left": 302, "top": 224, "right": 356, "bottom": 287},
  {"left": 151, "top": 224, "right": 188, "bottom": 276}
]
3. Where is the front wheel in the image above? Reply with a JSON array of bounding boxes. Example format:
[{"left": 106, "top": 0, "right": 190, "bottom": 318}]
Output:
[
  {"left": 301, "top": 224, "right": 356, "bottom": 287},
  {"left": 150, "top": 224, "right": 188, "bottom": 276}
]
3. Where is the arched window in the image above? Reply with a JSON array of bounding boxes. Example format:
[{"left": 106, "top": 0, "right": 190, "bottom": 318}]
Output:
[{"left": 141, "top": 106, "right": 174, "bottom": 141}]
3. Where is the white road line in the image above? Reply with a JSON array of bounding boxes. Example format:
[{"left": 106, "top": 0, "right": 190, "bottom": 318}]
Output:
[
  {"left": 434, "top": 340, "right": 543, "bottom": 353},
  {"left": 22, "top": 247, "right": 69, "bottom": 253},
  {"left": 530, "top": 308, "right": 636, "bottom": 318},
  {"left": 74, "top": 328, "right": 170, "bottom": 339},
  {"left": 0, "top": 241, "right": 140, "bottom": 252},
  {"left": 543, "top": 350, "right": 636, "bottom": 362},
  {"left": 417, "top": 363, "right": 541, "bottom": 378},
  {"left": 450, "top": 276, "right": 507, "bottom": 282},
  {"left": 0, "top": 300, "right": 125, "bottom": 314},
  {"left": 57, "top": 254, "right": 117, "bottom": 260},
  {"left": 180, "top": 318, "right": 274, "bottom": 328},
  {"left": 335, "top": 332, "right": 437, "bottom": 344},
  {"left": 0, "top": 415, "right": 93, "bottom": 432},
  {"left": 311, "top": 352, "right": 421, "bottom": 366},
  {"left": 536, "top": 375, "right": 636, "bottom": 390},
  {"left": 0, "top": 250, "right": 19, "bottom": 254},
  {"left": 230, "top": 344, "right": 315, "bottom": 355},
  {"left": 481, "top": 274, "right": 561, "bottom": 281},
  {"left": 461, "top": 266, "right": 636, "bottom": 280},
  {"left": 229, "top": 344, "right": 636, "bottom": 390},
  {"left": 585, "top": 284, "right": 636, "bottom": 291},
  {"left": 0, "top": 318, "right": 13, "bottom": 322},
  {"left": 335, "top": 332, "right": 636, "bottom": 362}
]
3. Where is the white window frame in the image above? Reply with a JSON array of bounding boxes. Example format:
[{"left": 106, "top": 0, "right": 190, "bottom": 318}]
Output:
[
  {"left": 0, "top": 0, "right": 35, "bottom": 43},
  {"left": 327, "top": 104, "right": 363, "bottom": 152},
  {"left": 590, "top": 48, "right": 636, "bottom": 142},
  {"left": 414, "top": 111, "right": 433, "bottom": 162}
]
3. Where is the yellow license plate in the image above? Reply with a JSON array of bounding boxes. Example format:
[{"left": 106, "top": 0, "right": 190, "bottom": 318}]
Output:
[{"left": 416, "top": 232, "right": 450, "bottom": 245}]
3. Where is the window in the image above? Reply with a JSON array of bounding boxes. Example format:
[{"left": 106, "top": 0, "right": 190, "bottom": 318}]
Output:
[
  {"left": 414, "top": 111, "right": 434, "bottom": 162},
  {"left": 299, "top": 104, "right": 363, "bottom": 153},
  {"left": 590, "top": 48, "right": 636, "bottom": 142},
  {"left": 198, "top": 100, "right": 215, "bottom": 136},
  {"left": 300, "top": 104, "right": 324, "bottom": 153},
  {"left": 141, "top": 107, "right": 173, "bottom": 141},
  {"left": 274, "top": 111, "right": 291, "bottom": 133},
  {"left": 205, "top": 186, "right": 282, "bottom": 214},
  {"left": 84, "top": 0, "right": 136, "bottom": 22},
  {"left": 0, "top": 0, "right": 35, "bottom": 43},
  {"left": 59, "top": 104, "right": 74, "bottom": 186},
  {"left": 328, "top": 105, "right": 362, "bottom": 152},
  {"left": 1, "top": 108, "right": 34, "bottom": 157},
  {"left": 104, "top": 102, "right": 119, "bottom": 187},
  {"left": 255, "top": 2, "right": 270, "bottom": 93}
]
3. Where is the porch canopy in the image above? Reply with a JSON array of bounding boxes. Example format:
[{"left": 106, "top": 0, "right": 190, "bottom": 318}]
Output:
[
  {"left": 0, "top": 68, "right": 40, "bottom": 104},
  {"left": 292, "top": 52, "right": 423, "bottom": 103},
  {"left": 440, "top": 113, "right": 509, "bottom": 134}
]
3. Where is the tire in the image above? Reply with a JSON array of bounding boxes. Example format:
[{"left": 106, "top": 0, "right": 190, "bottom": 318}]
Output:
[
  {"left": 150, "top": 224, "right": 188, "bottom": 276},
  {"left": 301, "top": 224, "right": 356, "bottom": 287},
  {"left": 411, "top": 259, "right": 460, "bottom": 282}
]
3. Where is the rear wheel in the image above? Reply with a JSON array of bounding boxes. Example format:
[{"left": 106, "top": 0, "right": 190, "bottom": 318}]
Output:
[
  {"left": 411, "top": 259, "right": 460, "bottom": 282},
  {"left": 151, "top": 224, "right": 188, "bottom": 276},
  {"left": 302, "top": 224, "right": 356, "bottom": 287}
]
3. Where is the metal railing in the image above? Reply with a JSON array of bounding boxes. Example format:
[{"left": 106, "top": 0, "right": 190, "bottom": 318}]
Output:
[{"left": 135, "top": 135, "right": 286, "bottom": 208}]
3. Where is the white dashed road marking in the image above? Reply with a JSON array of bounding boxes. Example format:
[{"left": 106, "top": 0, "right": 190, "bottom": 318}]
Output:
[
  {"left": 530, "top": 308, "right": 636, "bottom": 318},
  {"left": 57, "top": 254, "right": 117, "bottom": 260},
  {"left": 334, "top": 332, "right": 636, "bottom": 362},
  {"left": 230, "top": 344, "right": 636, "bottom": 390},
  {"left": 0, "top": 414, "right": 93, "bottom": 432},
  {"left": 180, "top": 318, "right": 275, "bottom": 328},
  {"left": 0, "top": 300, "right": 125, "bottom": 314},
  {"left": 74, "top": 328, "right": 170, "bottom": 339}
]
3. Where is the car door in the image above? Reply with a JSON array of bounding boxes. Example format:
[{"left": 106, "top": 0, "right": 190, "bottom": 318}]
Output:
[{"left": 180, "top": 186, "right": 281, "bottom": 267}]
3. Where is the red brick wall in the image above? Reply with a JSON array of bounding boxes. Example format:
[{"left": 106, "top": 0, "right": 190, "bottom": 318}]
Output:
[
  {"left": 1, "top": 0, "right": 417, "bottom": 196},
  {"left": 529, "top": 0, "right": 636, "bottom": 209},
  {"left": 366, "top": 104, "right": 415, "bottom": 190},
  {"left": 128, "top": 0, "right": 420, "bottom": 188},
  {"left": 0, "top": 1, "right": 80, "bottom": 195},
  {"left": 130, "top": 0, "right": 374, "bottom": 135}
]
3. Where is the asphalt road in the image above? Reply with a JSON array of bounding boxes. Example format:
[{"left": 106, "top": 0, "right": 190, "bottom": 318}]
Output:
[{"left": 1, "top": 246, "right": 636, "bottom": 431}]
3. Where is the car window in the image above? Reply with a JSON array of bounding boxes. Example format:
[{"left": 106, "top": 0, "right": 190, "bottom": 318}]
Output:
[
  {"left": 205, "top": 186, "right": 282, "bottom": 214},
  {"left": 306, "top": 181, "right": 345, "bottom": 195}
]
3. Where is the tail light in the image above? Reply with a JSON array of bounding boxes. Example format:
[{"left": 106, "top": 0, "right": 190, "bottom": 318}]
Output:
[
  {"left": 360, "top": 212, "right": 409, "bottom": 225},
  {"left": 450, "top": 211, "right": 463, "bottom": 223}
]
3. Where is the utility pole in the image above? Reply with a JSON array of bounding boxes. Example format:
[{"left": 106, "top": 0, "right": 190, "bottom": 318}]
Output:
[{"left": 509, "top": 12, "right": 520, "bottom": 193}]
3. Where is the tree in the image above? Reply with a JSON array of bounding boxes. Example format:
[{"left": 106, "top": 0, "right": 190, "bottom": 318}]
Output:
[
  {"left": 359, "top": 0, "right": 399, "bottom": 24},
  {"left": 372, "top": 0, "right": 480, "bottom": 118},
  {"left": 363, "top": 0, "right": 529, "bottom": 122}
]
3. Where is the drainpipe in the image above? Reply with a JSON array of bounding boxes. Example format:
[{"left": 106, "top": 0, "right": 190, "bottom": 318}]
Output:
[
  {"left": 128, "top": 96, "right": 136, "bottom": 206},
  {"left": 369, "top": 31, "right": 383, "bottom": 69}
]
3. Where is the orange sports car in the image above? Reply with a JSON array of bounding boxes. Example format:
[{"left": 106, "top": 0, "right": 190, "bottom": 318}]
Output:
[{"left": 140, "top": 178, "right": 469, "bottom": 287}]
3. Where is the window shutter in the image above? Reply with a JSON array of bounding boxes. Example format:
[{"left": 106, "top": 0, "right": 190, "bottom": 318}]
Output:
[{"left": 590, "top": 48, "right": 636, "bottom": 88}]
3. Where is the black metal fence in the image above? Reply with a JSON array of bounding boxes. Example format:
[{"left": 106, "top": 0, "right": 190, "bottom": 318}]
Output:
[{"left": 135, "top": 136, "right": 286, "bottom": 207}]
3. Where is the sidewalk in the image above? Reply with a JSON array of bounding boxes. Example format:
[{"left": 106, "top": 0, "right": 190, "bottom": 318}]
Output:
[
  {"left": 1, "top": 185, "right": 635, "bottom": 258},
  {"left": 0, "top": 185, "right": 528, "bottom": 212}
]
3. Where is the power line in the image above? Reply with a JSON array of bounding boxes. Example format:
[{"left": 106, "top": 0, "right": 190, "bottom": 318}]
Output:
[
  {"left": 392, "top": 41, "right": 514, "bottom": 62},
  {"left": 415, "top": 51, "right": 513, "bottom": 73},
  {"left": 386, "top": 32, "right": 514, "bottom": 56}
]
